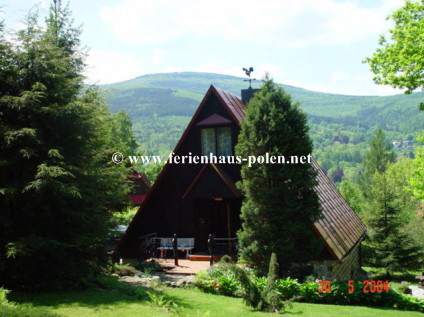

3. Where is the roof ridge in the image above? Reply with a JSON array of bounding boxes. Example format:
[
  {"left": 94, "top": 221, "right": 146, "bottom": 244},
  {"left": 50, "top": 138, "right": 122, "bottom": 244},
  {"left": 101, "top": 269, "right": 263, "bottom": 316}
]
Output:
[{"left": 213, "top": 86, "right": 242, "bottom": 100}]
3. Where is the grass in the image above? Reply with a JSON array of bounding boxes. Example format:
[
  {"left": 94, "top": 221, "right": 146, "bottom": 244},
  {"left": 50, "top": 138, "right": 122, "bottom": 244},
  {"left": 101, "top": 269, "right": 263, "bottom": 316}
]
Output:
[{"left": 9, "top": 287, "right": 423, "bottom": 317}]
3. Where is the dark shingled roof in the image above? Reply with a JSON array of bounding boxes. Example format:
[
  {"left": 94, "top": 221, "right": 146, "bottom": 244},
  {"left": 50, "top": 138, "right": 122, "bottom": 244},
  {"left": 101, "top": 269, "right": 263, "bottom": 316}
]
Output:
[
  {"left": 312, "top": 160, "right": 367, "bottom": 260},
  {"left": 214, "top": 87, "right": 246, "bottom": 124}
]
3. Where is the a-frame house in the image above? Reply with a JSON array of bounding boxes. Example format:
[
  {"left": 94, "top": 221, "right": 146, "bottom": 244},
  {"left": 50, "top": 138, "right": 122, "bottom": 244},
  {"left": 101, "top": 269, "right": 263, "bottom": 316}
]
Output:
[{"left": 117, "top": 85, "right": 367, "bottom": 280}]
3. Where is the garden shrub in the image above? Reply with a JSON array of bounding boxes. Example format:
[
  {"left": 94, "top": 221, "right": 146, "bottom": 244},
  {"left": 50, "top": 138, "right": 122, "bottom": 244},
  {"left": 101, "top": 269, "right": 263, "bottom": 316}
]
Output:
[
  {"left": 195, "top": 266, "right": 239, "bottom": 296},
  {"left": 0, "top": 288, "right": 10, "bottom": 305},
  {"left": 276, "top": 278, "right": 300, "bottom": 300},
  {"left": 397, "top": 281, "right": 411, "bottom": 294},
  {"left": 298, "top": 280, "right": 424, "bottom": 312},
  {"left": 113, "top": 263, "right": 139, "bottom": 277},
  {"left": 195, "top": 263, "right": 424, "bottom": 313},
  {"left": 258, "top": 253, "right": 291, "bottom": 313},
  {"left": 252, "top": 276, "right": 267, "bottom": 292},
  {"left": 298, "top": 282, "right": 321, "bottom": 302},
  {"left": 395, "top": 293, "right": 424, "bottom": 313},
  {"left": 138, "top": 260, "right": 161, "bottom": 275}
]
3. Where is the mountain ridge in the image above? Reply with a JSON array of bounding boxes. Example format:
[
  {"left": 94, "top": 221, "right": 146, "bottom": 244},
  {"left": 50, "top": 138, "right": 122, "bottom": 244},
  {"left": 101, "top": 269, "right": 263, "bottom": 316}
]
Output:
[
  {"left": 101, "top": 71, "right": 422, "bottom": 98},
  {"left": 99, "top": 72, "right": 423, "bottom": 182}
]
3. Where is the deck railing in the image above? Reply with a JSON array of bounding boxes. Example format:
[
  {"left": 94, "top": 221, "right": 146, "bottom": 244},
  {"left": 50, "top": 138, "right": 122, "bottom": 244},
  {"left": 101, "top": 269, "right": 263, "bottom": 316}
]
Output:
[
  {"left": 138, "top": 232, "right": 157, "bottom": 261},
  {"left": 208, "top": 235, "right": 238, "bottom": 265}
]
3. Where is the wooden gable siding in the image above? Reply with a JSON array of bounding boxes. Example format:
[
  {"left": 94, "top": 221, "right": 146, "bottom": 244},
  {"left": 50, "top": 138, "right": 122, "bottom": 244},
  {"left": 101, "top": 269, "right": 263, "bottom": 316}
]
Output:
[{"left": 182, "top": 164, "right": 241, "bottom": 199}]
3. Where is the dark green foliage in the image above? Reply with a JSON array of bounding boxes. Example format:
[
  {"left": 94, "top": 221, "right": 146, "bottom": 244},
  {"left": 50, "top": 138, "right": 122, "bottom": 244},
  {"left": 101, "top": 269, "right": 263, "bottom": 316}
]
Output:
[
  {"left": 366, "top": 172, "right": 423, "bottom": 273},
  {"left": 139, "top": 161, "right": 165, "bottom": 184},
  {"left": 360, "top": 130, "right": 423, "bottom": 272},
  {"left": 195, "top": 265, "right": 241, "bottom": 297},
  {"left": 228, "top": 265, "right": 263, "bottom": 309},
  {"left": 136, "top": 260, "right": 161, "bottom": 275},
  {"left": 111, "top": 110, "right": 139, "bottom": 155},
  {"left": 236, "top": 77, "right": 323, "bottom": 275},
  {"left": 362, "top": 128, "right": 395, "bottom": 185},
  {"left": 196, "top": 255, "right": 292, "bottom": 313},
  {"left": 195, "top": 267, "right": 424, "bottom": 313},
  {"left": 113, "top": 263, "right": 139, "bottom": 277},
  {"left": 276, "top": 278, "right": 301, "bottom": 300},
  {"left": 257, "top": 253, "right": 289, "bottom": 313},
  {"left": 266, "top": 253, "right": 278, "bottom": 287},
  {"left": 298, "top": 281, "right": 424, "bottom": 312},
  {"left": 339, "top": 180, "right": 365, "bottom": 213},
  {"left": 0, "top": 1, "right": 131, "bottom": 289}
]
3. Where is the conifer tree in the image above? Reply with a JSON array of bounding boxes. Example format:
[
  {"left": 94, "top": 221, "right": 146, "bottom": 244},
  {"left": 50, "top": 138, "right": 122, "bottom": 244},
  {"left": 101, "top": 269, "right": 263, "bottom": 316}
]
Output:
[
  {"left": 362, "top": 129, "right": 395, "bottom": 181},
  {"left": 367, "top": 172, "right": 423, "bottom": 274},
  {"left": 236, "top": 76, "right": 322, "bottom": 275},
  {"left": 0, "top": 1, "right": 131, "bottom": 288}
]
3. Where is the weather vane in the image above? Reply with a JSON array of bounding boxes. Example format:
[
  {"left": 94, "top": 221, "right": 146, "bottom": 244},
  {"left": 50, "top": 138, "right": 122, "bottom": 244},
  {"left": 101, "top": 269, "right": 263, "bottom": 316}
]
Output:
[{"left": 243, "top": 67, "right": 256, "bottom": 88}]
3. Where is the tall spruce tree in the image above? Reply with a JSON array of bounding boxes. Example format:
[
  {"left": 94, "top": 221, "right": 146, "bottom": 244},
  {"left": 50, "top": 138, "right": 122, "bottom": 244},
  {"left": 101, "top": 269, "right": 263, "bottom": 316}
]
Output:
[
  {"left": 360, "top": 128, "right": 395, "bottom": 195},
  {"left": 236, "top": 77, "right": 323, "bottom": 275},
  {"left": 363, "top": 128, "right": 395, "bottom": 177},
  {"left": 366, "top": 171, "right": 423, "bottom": 274},
  {"left": 0, "top": 1, "right": 130, "bottom": 289}
]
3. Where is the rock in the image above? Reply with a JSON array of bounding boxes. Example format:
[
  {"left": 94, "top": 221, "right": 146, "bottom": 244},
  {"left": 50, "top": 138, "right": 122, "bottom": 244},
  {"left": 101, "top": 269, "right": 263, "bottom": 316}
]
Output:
[
  {"left": 408, "top": 286, "right": 424, "bottom": 299},
  {"left": 119, "top": 273, "right": 195, "bottom": 288}
]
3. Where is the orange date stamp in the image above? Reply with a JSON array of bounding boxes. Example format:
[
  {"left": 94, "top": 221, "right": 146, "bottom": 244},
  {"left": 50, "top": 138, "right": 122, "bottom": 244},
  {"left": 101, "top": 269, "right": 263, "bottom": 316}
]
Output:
[{"left": 317, "top": 280, "right": 390, "bottom": 293}]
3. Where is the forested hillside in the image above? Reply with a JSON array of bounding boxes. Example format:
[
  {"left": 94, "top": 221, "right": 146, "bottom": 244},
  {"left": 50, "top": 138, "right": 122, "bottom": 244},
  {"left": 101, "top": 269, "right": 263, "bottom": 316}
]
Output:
[{"left": 101, "top": 72, "right": 424, "bottom": 183}]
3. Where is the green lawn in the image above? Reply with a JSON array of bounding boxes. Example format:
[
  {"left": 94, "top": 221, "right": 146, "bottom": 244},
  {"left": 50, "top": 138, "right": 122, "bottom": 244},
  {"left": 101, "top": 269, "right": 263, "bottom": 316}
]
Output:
[{"left": 10, "top": 287, "right": 423, "bottom": 317}]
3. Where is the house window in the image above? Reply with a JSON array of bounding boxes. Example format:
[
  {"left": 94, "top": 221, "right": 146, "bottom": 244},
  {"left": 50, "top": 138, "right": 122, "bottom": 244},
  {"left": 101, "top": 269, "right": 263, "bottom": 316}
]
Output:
[{"left": 201, "top": 127, "right": 232, "bottom": 156}]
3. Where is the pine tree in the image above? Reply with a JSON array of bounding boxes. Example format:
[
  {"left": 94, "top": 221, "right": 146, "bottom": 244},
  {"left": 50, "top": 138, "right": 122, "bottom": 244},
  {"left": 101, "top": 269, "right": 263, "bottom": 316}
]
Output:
[
  {"left": 367, "top": 172, "right": 423, "bottom": 274},
  {"left": 236, "top": 76, "right": 323, "bottom": 275},
  {"left": 0, "top": 2, "right": 131, "bottom": 288},
  {"left": 361, "top": 128, "right": 395, "bottom": 191}
]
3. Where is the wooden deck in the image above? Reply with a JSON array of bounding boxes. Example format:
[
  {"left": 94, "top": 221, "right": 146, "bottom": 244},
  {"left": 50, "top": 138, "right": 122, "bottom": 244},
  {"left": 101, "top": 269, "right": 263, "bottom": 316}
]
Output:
[{"left": 156, "top": 259, "right": 212, "bottom": 275}]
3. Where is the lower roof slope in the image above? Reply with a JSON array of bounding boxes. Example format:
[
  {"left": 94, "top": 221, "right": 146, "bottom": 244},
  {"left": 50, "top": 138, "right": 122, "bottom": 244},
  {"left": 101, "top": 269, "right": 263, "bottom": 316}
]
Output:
[{"left": 311, "top": 159, "right": 366, "bottom": 260}]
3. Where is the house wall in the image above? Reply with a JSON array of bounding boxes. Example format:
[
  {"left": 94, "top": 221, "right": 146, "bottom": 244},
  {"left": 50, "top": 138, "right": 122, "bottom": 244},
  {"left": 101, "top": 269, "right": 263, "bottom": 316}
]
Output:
[{"left": 311, "top": 244, "right": 361, "bottom": 280}]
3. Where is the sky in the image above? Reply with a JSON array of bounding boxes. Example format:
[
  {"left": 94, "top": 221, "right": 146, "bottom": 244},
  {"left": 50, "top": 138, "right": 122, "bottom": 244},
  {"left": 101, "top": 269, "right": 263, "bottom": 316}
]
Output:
[{"left": 1, "top": 0, "right": 409, "bottom": 96}]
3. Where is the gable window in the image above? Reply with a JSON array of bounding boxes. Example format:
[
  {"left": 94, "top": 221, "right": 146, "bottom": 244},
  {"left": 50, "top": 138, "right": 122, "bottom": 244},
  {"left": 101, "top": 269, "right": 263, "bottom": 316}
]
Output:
[{"left": 201, "top": 127, "right": 232, "bottom": 156}]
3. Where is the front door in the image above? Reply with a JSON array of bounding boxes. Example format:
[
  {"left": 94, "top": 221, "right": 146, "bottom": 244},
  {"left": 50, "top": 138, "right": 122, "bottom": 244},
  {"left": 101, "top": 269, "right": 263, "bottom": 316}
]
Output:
[{"left": 195, "top": 198, "right": 233, "bottom": 251}]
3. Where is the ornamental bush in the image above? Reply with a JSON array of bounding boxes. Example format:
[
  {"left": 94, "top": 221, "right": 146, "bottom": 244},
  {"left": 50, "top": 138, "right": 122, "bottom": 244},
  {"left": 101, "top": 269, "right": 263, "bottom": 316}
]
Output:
[
  {"left": 194, "top": 266, "right": 240, "bottom": 296},
  {"left": 196, "top": 270, "right": 424, "bottom": 313},
  {"left": 298, "top": 280, "right": 424, "bottom": 312}
]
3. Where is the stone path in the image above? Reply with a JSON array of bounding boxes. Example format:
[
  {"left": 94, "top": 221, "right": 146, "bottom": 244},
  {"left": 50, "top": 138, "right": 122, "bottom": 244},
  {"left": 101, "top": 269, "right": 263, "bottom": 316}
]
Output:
[
  {"left": 119, "top": 273, "right": 195, "bottom": 288},
  {"left": 118, "top": 259, "right": 212, "bottom": 288},
  {"left": 408, "top": 286, "right": 424, "bottom": 299}
]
